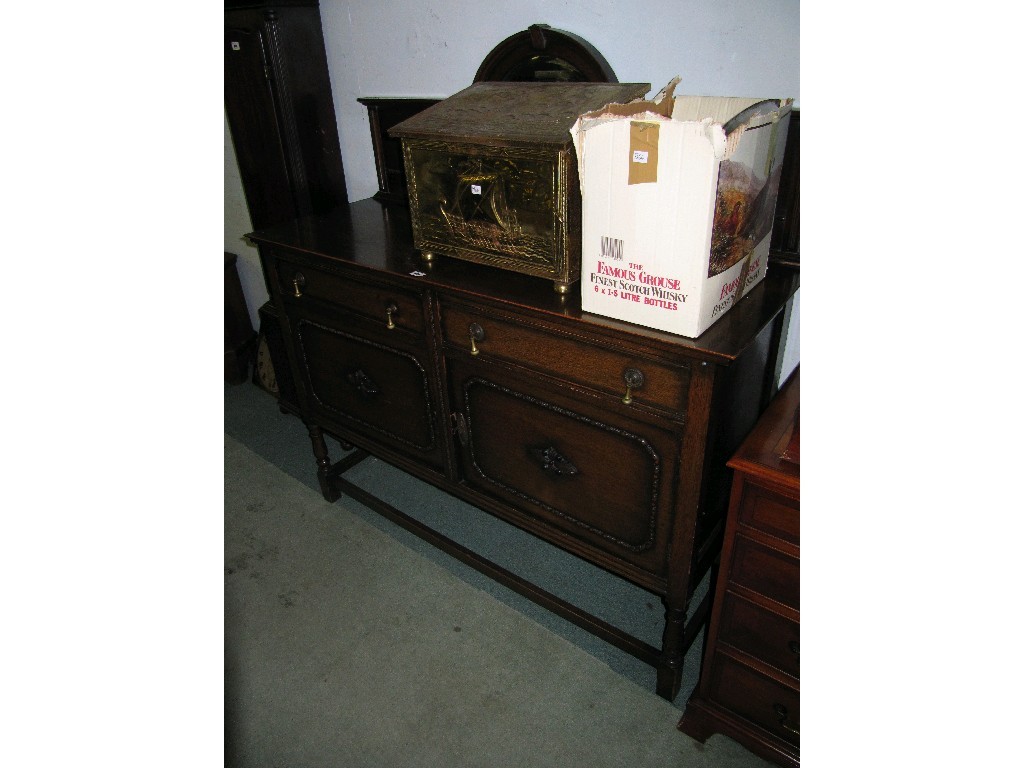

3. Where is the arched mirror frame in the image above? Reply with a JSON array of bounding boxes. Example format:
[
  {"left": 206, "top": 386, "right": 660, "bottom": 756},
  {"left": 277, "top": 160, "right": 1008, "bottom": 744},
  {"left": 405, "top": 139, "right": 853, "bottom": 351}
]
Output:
[{"left": 473, "top": 24, "right": 617, "bottom": 83}]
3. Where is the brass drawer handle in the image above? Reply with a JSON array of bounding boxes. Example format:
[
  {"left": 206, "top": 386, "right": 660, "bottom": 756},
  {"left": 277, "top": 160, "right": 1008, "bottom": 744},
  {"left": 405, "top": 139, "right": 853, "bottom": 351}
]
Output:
[
  {"left": 772, "top": 703, "right": 800, "bottom": 736},
  {"left": 622, "top": 368, "right": 645, "bottom": 404},
  {"left": 385, "top": 302, "right": 398, "bottom": 329},
  {"left": 468, "top": 322, "right": 485, "bottom": 355},
  {"left": 292, "top": 272, "right": 306, "bottom": 298}
]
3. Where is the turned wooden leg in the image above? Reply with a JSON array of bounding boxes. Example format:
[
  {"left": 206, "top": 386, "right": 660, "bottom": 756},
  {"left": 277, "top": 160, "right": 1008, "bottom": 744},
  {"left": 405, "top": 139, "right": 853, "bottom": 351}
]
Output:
[
  {"left": 307, "top": 424, "right": 340, "bottom": 502},
  {"left": 657, "top": 600, "right": 687, "bottom": 701}
]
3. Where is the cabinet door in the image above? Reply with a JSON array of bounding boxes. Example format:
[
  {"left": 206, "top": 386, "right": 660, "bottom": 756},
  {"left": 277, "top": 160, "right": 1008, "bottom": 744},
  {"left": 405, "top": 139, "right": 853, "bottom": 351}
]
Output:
[
  {"left": 288, "top": 306, "right": 445, "bottom": 472},
  {"left": 224, "top": 21, "right": 294, "bottom": 229},
  {"left": 447, "top": 357, "right": 680, "bottom": 580},
  {"left": 225, "top": 7, "right": 348, "bottom": 230}
]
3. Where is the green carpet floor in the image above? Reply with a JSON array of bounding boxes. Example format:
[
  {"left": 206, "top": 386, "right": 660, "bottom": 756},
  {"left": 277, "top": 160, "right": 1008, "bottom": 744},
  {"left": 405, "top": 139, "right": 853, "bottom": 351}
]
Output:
[{"left": 225, "top": 380, "right": 774, "bottom": 767}]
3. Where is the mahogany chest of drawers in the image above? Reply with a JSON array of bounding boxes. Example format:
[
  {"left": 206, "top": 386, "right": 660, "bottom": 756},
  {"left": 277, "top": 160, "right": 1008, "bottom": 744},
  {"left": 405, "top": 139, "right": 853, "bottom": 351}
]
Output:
[
  {"left": 247, "top": 199, "right": 798, "bottom": 701},
  {"left": 678, "top": 367, "right": 800, "bottom": 764}
]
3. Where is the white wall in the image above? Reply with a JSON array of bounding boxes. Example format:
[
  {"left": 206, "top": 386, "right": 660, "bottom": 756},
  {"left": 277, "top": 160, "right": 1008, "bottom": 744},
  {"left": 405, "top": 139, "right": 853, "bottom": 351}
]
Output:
[
  {"left": 225, "top": 0, "right": 800, "bottom": 366},
  {"left": 321, "top": 0, "right": 799, "bottom": 205},
  {"left": 225, "top": 113, "right": 265, "bottom": 330}
]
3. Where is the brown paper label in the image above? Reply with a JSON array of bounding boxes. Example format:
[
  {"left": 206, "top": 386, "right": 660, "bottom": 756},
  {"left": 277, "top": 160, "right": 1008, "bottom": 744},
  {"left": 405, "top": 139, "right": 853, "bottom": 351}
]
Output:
[{"left": 628, "top": 121, "right": 659, "bottom": 185}]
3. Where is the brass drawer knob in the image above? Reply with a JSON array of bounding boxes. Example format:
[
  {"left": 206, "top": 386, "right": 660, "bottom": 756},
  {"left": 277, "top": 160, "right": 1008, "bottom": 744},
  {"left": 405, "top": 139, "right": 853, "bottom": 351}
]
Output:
[
  {"left": 291, "top": 272, "right": 306, "bottom": 298},
  {"left": 622, "top": 368, "right": 645, "bottom": 404},
  {"left": 385, "top": 302, "right": 398, "bottom": 329},
  {"left": 468, "top": 322, "right": 485, "bottom": 355}
]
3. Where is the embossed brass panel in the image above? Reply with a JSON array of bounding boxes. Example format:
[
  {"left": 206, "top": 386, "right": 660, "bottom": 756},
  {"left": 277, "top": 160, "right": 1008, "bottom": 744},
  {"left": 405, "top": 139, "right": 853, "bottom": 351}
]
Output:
[
  {"left": 404, "top": 140, "right": 567, "bottom": 282},
  {"left": 391, "top": 82, "right": 650, "bottom": 293}
]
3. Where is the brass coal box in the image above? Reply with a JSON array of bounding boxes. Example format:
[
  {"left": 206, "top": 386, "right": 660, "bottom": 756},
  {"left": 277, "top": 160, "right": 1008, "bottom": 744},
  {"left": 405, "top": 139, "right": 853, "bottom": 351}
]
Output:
[{"left": 389, "top": 82, "right": 649, "bottom": 293}]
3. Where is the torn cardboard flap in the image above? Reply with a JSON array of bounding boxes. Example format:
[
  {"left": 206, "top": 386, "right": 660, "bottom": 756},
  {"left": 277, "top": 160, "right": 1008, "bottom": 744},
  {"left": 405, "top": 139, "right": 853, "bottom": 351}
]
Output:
[
  {"left": 571, "top": 77, "right": 677, "bottom": 135},
  {"left": 570, "top": 80, "right": 674, "bottom": 185},
  {"left": 571, "top": 77, "right": 794, "bottom": 169},
  {"left": 587, "top": 76, "right": 678, "bottom": 120}
]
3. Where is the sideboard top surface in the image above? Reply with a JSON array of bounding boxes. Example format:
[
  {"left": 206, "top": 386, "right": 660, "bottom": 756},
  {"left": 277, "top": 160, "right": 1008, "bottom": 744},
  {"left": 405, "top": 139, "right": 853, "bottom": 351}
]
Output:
[{"left": 247, "top": 199, "right": 799, "bottom": 363}]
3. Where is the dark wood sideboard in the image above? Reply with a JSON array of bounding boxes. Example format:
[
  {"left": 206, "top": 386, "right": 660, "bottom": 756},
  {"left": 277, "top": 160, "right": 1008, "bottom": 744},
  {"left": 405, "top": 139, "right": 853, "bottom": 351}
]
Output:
[
  {"left": 247, "top": 198, "right": 799, "bottom": 701},
  {"left": 678, "top": 367, "right": 800, "bottom": 763}
]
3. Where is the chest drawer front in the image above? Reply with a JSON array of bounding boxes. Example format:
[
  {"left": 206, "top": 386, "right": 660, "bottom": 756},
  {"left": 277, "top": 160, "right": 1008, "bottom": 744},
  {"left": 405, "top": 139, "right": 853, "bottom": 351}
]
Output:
[
  {"left": 717, "top": 591, "right": 799, "bottom": 679},
  {"left": 707, "top": 654, "right": 800, "bottom": 747},
  {"left": 737, "top": 481, "right": 799, "bottom": 545},
  {"left": 442, "top": 302, "right": 690, "bottom": 415},
  {"left": 274, "top": 255, "right": 426, "bottom": 337},
  {"left": 292, "top": 312, "right": 442, "bottom": 469},
  {"left": 729, "top": 534, "right": 799, "bottom": 610},
  {"left": 449, "top": 359, "right": 678, "bottom": 578}
]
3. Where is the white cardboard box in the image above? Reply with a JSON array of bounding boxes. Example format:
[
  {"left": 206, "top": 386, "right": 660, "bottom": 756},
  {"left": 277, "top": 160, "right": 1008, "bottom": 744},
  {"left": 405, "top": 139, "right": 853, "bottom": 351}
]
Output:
[{"left": 570, "top": 80, "right": 793, "bottom": 338}]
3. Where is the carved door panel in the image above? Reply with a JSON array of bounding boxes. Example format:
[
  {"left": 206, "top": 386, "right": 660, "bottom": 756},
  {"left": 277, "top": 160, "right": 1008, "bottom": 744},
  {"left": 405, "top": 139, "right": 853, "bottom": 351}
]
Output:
[
  {"left": 447, "top": 356, "right": 680, "bottom": 578},
  {"left": 288, "top": 306, "right": 445, "bottom": 472}
]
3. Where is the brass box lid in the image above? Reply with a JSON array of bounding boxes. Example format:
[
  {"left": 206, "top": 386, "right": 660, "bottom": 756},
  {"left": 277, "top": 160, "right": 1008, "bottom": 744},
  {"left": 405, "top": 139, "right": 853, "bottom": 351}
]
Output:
[{"left": 390, "top": 82, "right": 651, "bottom": 149}]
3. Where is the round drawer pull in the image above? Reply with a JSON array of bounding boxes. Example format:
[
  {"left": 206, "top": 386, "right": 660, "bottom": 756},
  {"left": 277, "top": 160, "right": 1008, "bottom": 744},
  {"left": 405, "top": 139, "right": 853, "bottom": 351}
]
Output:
[
  {"left": 622, "top": 368, "right": 645, "bottom": 404},
  {"left": 385, "top": 302, "right": 398, "bottom": 329},
  {"left": 468, "top": 322, "right": 485, "bottom": 355},
  {"left": 292, "top": 272, "right": 306, "bottom": 298}
]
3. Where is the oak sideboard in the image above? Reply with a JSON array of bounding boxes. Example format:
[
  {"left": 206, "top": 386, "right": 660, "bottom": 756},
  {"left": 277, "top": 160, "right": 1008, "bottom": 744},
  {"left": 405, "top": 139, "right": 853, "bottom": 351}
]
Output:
[{"left": 247, "top": 198, "right": 798, "bottom": 701}]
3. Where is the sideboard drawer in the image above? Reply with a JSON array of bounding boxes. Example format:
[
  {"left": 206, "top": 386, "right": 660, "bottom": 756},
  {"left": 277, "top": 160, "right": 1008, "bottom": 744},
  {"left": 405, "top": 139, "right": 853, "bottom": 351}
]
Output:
[
  {"left": 717, "top": 591, "right": 799, "bottom": 679},
  {"left": 707, "top": 654, "right": 800, "bottom": 748},
  {"left": 441, "top": 302, "right": 690, "bottom": 415},
  {"left": 729, "top": 534, "right": 799, "bottom": 610},
  {"left": 737, "top": 482, "right": 799, "bottom": 545},
  {"left": 275, "top": 256, "right": 426, "bottom": 337}
]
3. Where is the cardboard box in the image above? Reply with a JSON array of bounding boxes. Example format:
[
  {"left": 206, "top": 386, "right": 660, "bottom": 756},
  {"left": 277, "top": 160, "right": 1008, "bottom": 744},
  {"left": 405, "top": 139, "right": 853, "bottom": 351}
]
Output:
[{"left": 570, "top": 79, "right": 793, "bottom": 337}]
